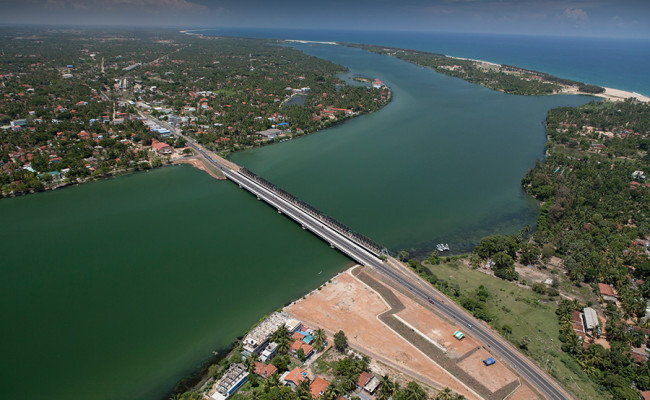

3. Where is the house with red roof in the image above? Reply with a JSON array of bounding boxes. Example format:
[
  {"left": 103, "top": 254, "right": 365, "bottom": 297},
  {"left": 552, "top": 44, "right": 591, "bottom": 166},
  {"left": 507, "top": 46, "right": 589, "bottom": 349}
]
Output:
[
  {"left": 282, "top": 367, "right": 309, "bottom": 388},
  {"left": 357, "top": 371, "right": 381, "bottom": 394},
  {"left": 598, "top": 283, "right": 618, "bottom": 302},
  {"left": 289, "top": 340, "right": 313, "bottom": 359},
  {"left": 253, "top": 362, "right": 277, "bottom": 378},
  {"left": 151, "top": 140, "right": 172, "bottom": 155},
  {"left": 309, "top": 377, "right": 329, "bottom": 398}
]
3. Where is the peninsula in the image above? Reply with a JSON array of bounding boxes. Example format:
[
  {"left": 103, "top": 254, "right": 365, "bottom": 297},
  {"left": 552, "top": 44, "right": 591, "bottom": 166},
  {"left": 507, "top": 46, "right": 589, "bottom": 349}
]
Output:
[{"left": 341, "top": 42, "right": 650, "bottom": 102}]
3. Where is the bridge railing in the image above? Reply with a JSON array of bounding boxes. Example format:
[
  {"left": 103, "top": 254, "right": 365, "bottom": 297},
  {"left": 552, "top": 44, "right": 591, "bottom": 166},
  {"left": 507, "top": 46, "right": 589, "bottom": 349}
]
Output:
[{"left": 239, "top": 168, "right": 388, "bottom": 257}]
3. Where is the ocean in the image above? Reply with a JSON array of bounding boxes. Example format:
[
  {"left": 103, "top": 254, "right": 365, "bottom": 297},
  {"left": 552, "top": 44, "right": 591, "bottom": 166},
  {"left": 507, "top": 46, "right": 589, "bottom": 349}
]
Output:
[{"left": 194, "top": 28, "right": 650, "bottom": 97}]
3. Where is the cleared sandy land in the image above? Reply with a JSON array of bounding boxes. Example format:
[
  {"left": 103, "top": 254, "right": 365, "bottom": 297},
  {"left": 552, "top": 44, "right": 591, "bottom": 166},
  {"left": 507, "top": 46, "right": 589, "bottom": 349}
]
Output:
[
  {"left": 286, "top": 269, "right": 482, "bottom": 400},
  {"left": 395, "top": 291, "right": 479, "bottom": 359},
  {"left": 457, "top": 348, "right": 518, "bottom": 393},
  {"left": 507, "top": 383, "right": 541, "bottom": 400}
]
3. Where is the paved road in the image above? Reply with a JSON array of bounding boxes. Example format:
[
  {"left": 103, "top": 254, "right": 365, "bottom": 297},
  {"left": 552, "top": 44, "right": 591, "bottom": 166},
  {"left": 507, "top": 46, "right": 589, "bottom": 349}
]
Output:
[{"left": 142, "top": 113, "right": 572, "bottom": 400}]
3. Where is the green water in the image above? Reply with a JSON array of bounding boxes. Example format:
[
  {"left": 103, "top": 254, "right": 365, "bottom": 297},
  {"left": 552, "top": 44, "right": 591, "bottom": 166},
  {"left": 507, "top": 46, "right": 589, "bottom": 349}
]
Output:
[
  {"left": 232, "top": 43, "right": 595, "bottom": 256},
  {"left": 1, "top": 44, "right": 596, "bottom": 400},
  {"left": 0, "top": 166, "right": 349, "bottom": 400}
]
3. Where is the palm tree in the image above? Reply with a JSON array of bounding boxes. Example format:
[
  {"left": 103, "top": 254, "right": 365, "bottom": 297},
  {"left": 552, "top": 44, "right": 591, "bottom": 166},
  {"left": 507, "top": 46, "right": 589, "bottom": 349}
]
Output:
[
  {"left": 314, "top": 328, "right": 326, "bottom": 351},
  {"left": 296, "top": 379, "right": 312, "bottom": 400},
  {"left": 435, "top": 387, "right": 454, "bottom": 400},
  {"left": 264, "top": 373, "right": 280, "bottom": 393},
  {"left": 244, "top": 354, "right": 257, "bottom": 374},
  {"left": 379, "top": 375, "right": 397, "bottom": 400},
  {"left": 321, "top": 386, "right": 338, "bottom": 400},
  {"left": 359, "top": 355, "right": 370, "bottom": 372},
  {"left": 277, "top": 336, "right": 290, "bottom": 354},
  {"left": 272, "top": 324, "right": 290, "bottom": 343},
  {"left": 404, "top": 381, "right": 426, "bottom": 400}
]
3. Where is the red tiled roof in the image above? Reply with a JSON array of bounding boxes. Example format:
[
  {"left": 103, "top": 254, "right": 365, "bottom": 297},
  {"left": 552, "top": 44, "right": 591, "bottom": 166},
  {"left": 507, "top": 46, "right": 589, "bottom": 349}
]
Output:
[
  {"left": 290, "top": 340, "right": 313, "bottom": 355},
  {"left": 641, "top": 390, "right": 650, "bottom": 400},
  {"left": 284, "top": 367, "right": 308, "bottom": 385},
  {"left": 310, "top": 377, "right": 329, "bottom": 398},
  {"left": 357, "top": 371, "right": 373, "bottom": 387},
  {"left": 152, "top": 141, "right": 171, "bottom": 151},
  {"left": 598, "top": 283, "right": 616, "bottom": 297},
  {"left": 254, "top": 362, "right": 277, "bottom": 378},
  {"left": 292, "top": 331, "right": 305, "bottom": 341}
]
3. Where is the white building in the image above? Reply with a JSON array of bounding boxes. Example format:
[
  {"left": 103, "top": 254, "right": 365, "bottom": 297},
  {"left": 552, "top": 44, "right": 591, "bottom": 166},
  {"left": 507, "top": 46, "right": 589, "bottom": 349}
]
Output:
[
  {"left": 583, "top": 307, "right": 599, "bottom": 331},
  {"left": 259, "top": 342, "right": 278, "bottom": 362},
  {"left": 211, "top": 363, "right": 248, "bottom": 400}
]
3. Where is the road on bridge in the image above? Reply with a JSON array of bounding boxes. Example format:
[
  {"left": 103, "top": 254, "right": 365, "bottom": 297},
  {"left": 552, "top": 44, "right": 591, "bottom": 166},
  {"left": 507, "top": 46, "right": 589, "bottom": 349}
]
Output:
[{"left": 142, "top": 112, "right": 573, "bottom": 400}]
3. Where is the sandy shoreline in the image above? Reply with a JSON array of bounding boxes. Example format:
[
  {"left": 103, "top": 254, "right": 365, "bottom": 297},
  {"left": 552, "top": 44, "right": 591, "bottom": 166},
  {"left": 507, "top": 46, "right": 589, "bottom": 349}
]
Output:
[{"left": 562, "top": 85, "right": 650, "bottom": 102}]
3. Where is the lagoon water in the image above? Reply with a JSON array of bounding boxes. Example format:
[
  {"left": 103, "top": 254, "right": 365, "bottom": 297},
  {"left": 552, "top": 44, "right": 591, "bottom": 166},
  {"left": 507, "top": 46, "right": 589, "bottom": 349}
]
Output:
[
  {"left": 0, "top": 166, "right": 349, "bottom": 400},
  {"left": 2, "top": 34, "right": 600, "bottom": 399},
  {"left": 232, "top": 42, "right": 593, "bottom": 255}
]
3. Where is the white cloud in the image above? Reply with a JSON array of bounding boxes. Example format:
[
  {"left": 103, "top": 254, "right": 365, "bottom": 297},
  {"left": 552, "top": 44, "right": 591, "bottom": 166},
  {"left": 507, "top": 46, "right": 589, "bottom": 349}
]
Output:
[{"left": 562, "top": 7, "right": 588, "bottom": 21}]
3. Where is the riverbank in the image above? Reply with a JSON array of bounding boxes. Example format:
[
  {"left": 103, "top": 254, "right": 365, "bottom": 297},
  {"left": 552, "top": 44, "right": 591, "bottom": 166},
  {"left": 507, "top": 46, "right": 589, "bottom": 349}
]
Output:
[{"left": 173, "top": 157, "right": 226, "bottom": 180}]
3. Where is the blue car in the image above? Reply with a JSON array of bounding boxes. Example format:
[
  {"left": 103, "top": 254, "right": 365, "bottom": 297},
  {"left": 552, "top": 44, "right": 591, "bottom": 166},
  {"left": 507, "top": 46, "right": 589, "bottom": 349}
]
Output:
[{"left": 483, "top": 357, "right": 496, "bottom": 366}]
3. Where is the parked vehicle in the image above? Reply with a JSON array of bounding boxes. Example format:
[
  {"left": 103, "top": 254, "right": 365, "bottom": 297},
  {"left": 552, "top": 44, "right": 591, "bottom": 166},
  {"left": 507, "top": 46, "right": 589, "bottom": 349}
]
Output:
[{"left": 483, "top": 357, "right": 496, "bottom": 366}]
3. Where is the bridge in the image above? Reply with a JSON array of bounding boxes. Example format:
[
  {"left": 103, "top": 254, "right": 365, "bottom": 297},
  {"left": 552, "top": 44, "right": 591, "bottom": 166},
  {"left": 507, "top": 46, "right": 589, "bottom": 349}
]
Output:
[{"left": 144, "top": 113, "right": 573, "bottom": 400}]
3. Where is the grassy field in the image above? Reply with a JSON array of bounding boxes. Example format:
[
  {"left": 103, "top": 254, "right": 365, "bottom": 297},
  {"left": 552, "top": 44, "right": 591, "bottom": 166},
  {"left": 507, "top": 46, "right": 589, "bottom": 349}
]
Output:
[{"left": 423, "top": 260, "right": 608, "bottom": 400}]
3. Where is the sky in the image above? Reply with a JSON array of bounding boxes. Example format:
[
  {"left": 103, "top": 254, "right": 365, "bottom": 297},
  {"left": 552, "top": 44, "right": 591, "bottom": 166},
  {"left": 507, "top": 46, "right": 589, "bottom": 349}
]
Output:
[{"left": 0, "top": 0, "right": 649, "bottom": 38}]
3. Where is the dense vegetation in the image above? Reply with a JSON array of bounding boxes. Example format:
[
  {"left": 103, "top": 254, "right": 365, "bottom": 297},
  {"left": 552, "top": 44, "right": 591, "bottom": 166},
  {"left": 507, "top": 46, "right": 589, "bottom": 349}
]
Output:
[
  {"left": 344, "top": 43, "right": 604, "bottom": 96},
  {"left": 523, "top": 100, "right": 649, "bottom": 311},
  {"left": 557, "top": 299, "right": 650, "bottom": 399}
]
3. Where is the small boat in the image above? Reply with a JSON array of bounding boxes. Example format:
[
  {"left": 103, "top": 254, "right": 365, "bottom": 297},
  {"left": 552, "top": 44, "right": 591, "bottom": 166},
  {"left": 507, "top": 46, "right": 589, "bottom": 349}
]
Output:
[
  {"left": 318, "top": 270, "right": 322, "bottom": 274},
  {"left": 436, "top": 243, "right": 450, "bottom": 252}
]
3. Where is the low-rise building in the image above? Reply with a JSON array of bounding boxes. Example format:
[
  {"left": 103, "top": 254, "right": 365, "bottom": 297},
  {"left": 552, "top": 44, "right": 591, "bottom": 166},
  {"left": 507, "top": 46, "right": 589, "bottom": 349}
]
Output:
[
  {"left": 598, "top": 283, "right": 618, "bottom": 302},
  {"left": 357, "top": 371, "right": 380, "bottom": 394},
  {"left": 152, "top": 140, "right": 172, "bottom": 155},
  {"left": 572, "top": 310, "right": 586, "bottom": 340},
  {"left": 210, "top": 363, "right": 248, "bottom": 400},
  {"left": 310, "top": 377, "right": 330, "bottom": 398},
  {"left": 290, "top": 340, "right": 314, "bottom": 359},
  {"left": 582, "top": 307, "right": 599, "bottom": 333},
  {"left": 243, "top": 312, "right": 294, "bottom": 355},
  {"left": 282, "top": 367, "right": 309, "bottom": 388},
  {"left": 259, "top": 342, "right": 278, "bottom": 362},
  {"left": 254, "top": 361, "right": 277, "bottom": 378}
]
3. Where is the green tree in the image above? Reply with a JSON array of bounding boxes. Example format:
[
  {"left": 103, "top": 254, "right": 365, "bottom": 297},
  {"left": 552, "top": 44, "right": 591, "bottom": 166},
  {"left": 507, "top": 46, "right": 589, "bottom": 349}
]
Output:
[
  {"left": 403, "top": 381, "right": 427, "bottom": 400},
  {"left": 297, "top": 348, "right": 306, "bottom": 362},
  {"left": 271, "top": 354, "right": 290, "bottom": 371},
  {"left": 519, "top": 336, "right": 530, "bottom": 351},
  {"left": 314, "top": 328, "right": 326, "bottom": 351},
  {"left": 334, "top": 330, "right": 348, "bottom": 352},
  {"left": 244, "top": 354, "right": 256, "bottom": 373}
]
